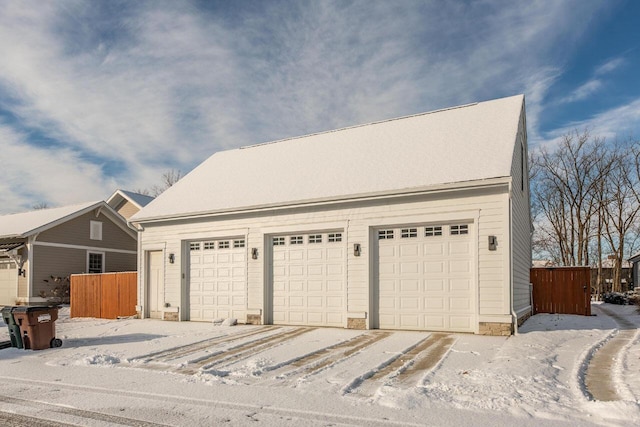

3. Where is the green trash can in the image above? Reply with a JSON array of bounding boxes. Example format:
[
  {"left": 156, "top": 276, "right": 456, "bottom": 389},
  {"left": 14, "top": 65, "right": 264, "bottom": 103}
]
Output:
[{"left": 1, "top": 306, "right": 24, "bottom": 348}]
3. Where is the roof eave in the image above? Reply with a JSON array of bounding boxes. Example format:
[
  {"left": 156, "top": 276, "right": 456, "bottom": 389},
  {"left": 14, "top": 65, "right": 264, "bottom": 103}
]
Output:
[{"left": 132, "top": 176, "right": 511, "bottom": 225}]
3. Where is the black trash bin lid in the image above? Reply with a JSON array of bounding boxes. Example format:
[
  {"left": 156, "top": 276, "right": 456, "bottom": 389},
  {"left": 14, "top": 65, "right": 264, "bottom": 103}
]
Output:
[{"left": 12, "top": 306, "right": 59, "bottom": 313}]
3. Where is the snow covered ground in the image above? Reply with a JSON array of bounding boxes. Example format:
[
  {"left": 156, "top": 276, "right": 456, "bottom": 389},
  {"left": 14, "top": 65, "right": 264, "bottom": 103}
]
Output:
[{"left": 0, "top": 302, "right": 639, "bottom": 426}]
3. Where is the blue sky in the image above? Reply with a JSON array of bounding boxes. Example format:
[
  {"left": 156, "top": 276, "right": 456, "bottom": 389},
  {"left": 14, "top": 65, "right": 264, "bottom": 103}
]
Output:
[{"left": 0, "top": 0, "right": 638, "bottom": 214}]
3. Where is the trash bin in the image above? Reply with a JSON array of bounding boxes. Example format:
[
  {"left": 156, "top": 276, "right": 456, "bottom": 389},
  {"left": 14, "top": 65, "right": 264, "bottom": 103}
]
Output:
[
  {"left": 1, "top": 306, "right": 24, "bottom": 348},
  {"left": 12, "top": 306, "right": 63, "bottom": 350}
]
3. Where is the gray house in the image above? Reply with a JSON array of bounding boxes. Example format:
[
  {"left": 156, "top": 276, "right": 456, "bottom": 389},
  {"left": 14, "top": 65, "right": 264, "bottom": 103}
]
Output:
[
  {"left": 132, "top": 94, "right": 532, "bottom": 335},
  {"left": 0, "top": 201, "right": 137, "bottom": 306}
]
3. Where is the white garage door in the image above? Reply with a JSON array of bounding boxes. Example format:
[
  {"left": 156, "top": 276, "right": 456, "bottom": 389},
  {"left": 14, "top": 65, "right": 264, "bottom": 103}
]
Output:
[
  {"left": 189, "top": 238, "right": 247, "bottom": 321},
  {"left": 377, "top": 224, "right": 475, "bottom": 332},
  {"left": 271, "top": 231, "right": 345, "bottom": 327},
  {"left": 0, "top": 261, "right": 18, "bottom": 306}
]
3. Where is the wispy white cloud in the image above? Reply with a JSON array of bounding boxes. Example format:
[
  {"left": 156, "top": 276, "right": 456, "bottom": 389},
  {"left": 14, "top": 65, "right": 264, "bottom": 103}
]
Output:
[
  {"left": 0, "top": 0, "right": 616, "bottom": 213},
  {"left": 543, "top": 98, "right": 640, "bottom": 143},
  {"left": 558, "top": 79, "right": 604, "bottom": 104},
  {"left": 595, "top": 56, "right": 625, "bottom": 75}
]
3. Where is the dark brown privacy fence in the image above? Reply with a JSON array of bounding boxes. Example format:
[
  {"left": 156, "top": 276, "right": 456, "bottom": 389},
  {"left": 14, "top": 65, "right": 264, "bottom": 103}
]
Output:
[
  {"left": 70, "top": 272, "right": 137, "bottom": 319},
  {"left": 530, "top": 267, "right": 591, "bottom": 316}
]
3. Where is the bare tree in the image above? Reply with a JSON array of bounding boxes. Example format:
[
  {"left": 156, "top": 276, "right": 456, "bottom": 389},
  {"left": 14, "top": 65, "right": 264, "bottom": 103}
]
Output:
[
  {"left": 150, "top": 169, "right": 182, "bottom": 196},
  {"left": 32, "top": 201, "right": 49, "bottom": 210},
  {"left": 601, "top": 139, "right": 640, "bottom": 292},
  {"left": 531, "top": 130, "right": 612, "bottom": 266}
]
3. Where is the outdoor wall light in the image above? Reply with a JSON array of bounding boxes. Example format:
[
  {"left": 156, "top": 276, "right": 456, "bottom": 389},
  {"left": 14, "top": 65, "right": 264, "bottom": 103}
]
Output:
[
  {"left": 251, "top": 248, "right": 258, "bottom": 260},
  {"left": 488, "top": 236, "right": 497, "bottom": 251},
  {"left": 18, "top": 268, "right": 26, "bottom": 277},
  {"left": 168, "top": 253, "right": 175, "bottom": 264},
  {"left": 354, "top": 243, "right": 361, "bottom": 257}
]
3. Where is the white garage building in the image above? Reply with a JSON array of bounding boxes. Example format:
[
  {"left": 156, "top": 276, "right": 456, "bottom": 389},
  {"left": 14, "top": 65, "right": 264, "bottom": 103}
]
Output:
[{"left": 131, "top": 94, "right": 531, "bottom": 335}]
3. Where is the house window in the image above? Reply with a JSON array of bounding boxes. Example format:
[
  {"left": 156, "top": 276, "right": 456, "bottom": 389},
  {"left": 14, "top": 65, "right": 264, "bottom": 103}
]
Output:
[
  {"left": 218, "top": 241, "right": 230, "bottom": 249},
  {"left": 308, "top": 234, "right": 322, "bottom": 244},
  {"left": 203, "top": 242, "right": 215, "bottom": 250},
  {"left": 450, "top": 225, "right": 469, "bottom": 235},
  {"left": 190, "top": 242, "right": 201, "bottom": 251},
  {"left": 290, "top": 236, "right": 304, "bottom": 245},
  {"left": 328, "top": 233, "right": 342, "bottom": 242},
  {"left": 378, "top": 230, "right": 394, "bottom": 240},
  {"left": 425, "top": 226, "right": 443, "bottom": 237},
  {"left": 401, "top": 228, "right": 417, "bottom": 238},
  {"left": 90, "top": 221, "right": 103, "bottom": 240},
  {"left": 87, "top": 252, "right": 104, "bottom": 273},
  {"left": 273, "top": 237, "right": 285, "bottom": 246},
  {"left": 233, "top": 239, "right": 245, "bottom": 248}
]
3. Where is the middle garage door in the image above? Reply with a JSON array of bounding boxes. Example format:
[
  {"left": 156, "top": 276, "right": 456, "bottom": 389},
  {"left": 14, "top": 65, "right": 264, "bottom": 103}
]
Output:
[
  {"left": 189, "top": 238, "right": 247, "bottom": 321},
  {"left": 271, "top": 231, "right": 345, "bottom": 327}
]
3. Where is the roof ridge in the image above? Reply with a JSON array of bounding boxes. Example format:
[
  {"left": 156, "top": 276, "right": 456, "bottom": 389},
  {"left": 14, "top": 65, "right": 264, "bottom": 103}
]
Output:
[{"left": 239, "top": 102, "right": 480, "bottom": 151}]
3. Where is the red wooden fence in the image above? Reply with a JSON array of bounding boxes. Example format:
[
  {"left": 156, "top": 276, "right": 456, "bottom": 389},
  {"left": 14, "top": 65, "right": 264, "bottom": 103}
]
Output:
[
  {"left": 70, "top": 272, "right": 137, "bottom": 319},
  {"left": 530, "top": 267, "right": 591, "bottom": 316}
]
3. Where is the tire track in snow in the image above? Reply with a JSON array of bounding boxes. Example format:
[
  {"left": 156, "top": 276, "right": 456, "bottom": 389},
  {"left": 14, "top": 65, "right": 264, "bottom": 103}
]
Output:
[
  {"left": 130, "top": 326, "right": 280, "bottom": 364},
  {"left": 178, "top": 327, "right": 315, "bottom": 375},
  {"left": 584, "top": 305, "right": 639, "bottom": 401},
  {"left": 343, "top": 333, "right": 455, "bottom": 397},
  {"left": 260, "top": 331, "right": 392, "bottom": 383},
  {"left": 0, "top": 394, "right": 169, "bottom": 427}
]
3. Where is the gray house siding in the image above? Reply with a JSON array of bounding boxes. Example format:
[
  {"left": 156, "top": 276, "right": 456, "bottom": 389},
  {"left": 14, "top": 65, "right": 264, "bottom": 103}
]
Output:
[
  {"left": 510, "top": 106, "right": 532, "bottom": 322},
  {"left": 37, "top": 210, "right": 136, "bottom": 252}
]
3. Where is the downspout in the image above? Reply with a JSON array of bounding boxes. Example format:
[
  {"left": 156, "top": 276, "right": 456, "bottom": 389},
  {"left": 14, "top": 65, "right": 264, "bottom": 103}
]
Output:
[{"left": 509, "top": 189, "right": 518, "bottom": 335}]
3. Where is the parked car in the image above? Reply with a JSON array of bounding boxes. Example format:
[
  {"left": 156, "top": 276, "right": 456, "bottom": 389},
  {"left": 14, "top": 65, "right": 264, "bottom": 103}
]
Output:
[{"left": 603, "top": 292, "right": 628, "bottom": 305}]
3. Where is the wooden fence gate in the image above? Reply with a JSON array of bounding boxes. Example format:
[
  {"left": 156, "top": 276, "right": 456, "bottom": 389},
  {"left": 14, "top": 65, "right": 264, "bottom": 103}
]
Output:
[
  {"left": 530, "top": 267, "right": 591, "bottom": 316},
  {"left": 70, "top": 272, "right": 137, "bottom": 319}
]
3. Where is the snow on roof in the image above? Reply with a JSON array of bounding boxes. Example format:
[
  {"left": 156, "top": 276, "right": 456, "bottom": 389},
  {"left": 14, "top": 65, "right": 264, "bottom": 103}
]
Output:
[
  {"left": 134, "top": 94, "right": 524, "bottom": 221},
  {"left": 107, "top": 189, "right": 154, "bottom": 209},
  {"left": 0, "top": 201, "right": 102, "bottom": 239}
]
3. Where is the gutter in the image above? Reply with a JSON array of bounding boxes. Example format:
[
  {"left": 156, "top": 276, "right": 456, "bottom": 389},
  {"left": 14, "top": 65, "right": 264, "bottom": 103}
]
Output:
[
  {"left": 509, "top": 182, "right": 518, "bottom": 335},
  {"left": 132, "top": 177, "right": 512, "bottom": 226}
]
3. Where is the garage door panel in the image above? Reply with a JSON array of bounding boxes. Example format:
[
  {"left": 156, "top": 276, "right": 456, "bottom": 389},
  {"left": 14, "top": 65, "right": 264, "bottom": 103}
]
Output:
[
  {"left": 327, "top": 248, "right": 343, "bottom": 259},
  {"left": 449, "top": 241, "right": 471, "bottom": 255},
  {"left": 327, "top": 264, "right": 342, "bottom": 275},
  {"left": 189, "top": 239, "right": 247, "bottom": 322},
  {"left": 379, "top": 262, "right": 396, "bottom": 274},
  {"left": 424, "top": 261, "right": 444, "bottom": 273},
  {"left": 451, "top": 278, "right": 471, "bottom": 291},
  {"left": 424, "top": 243, "right": 445, "bottom": 255},
  {"left": 400, "top": 262, "right": 419, "bottom": 274},
  {"left": 307, "top": 249, "right": 323, "bottom": 260},
  {"left": 400, "top": 244, "right": 419, "bottom": 256},
  {"left": 400, "top": 315, "right": 419, "bottom": 328},
  {"left": 378, "top": 224, "right": 474, "bottom": 332},
  {"left": 327, "top": 280, "right": 343, "bottom": 292},
  {"left": 425, "top": 279, "right": 444, "bottom": 291},
  {"left": 425, "top": 316, "right": 445, "bottom": 329},
  {"left": 449, "top": 260, "right": 470, "bottom": 273},
  {"left": 271, "top": 231, "right": 345, "bottom": 327},
  {"left": 425, "top": 298, "right": 445, "bottom": 310}
]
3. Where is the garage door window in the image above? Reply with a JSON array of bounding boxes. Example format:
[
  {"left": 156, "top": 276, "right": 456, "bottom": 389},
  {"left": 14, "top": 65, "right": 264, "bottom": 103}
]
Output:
[
  {"left": 273, "top": 237, "right": 285, "bottom": 246},
  {"left": 290, "top": 236, "right": 304, "bottom": 245},
  {"left": 203, "top": 242, "right": 215, "bottom": 250},
  {"left": 378, "top": 229, "right": 394, "bottom": 239},
  {"left": 425, "top": 226, "right": 443, "bottom": 237},
  {"left": 234, "top": 239, "right": 245, "bottom": 248},
  {"left": 401, "top": 228, "right": 417, "bottom": 238},
  {"left": 328, "top": 233, "right": 342, "bottom": 242},
  {"left": 308, "top": 234, "right": 322, "bottom": 243},
  {"left": 190, "top": 242, "right": 201, "bottom": 251},
  {"left": 450, "top": 225, "right": 469, "bottom": 235},
  {"left": 218, "top": 241, "right": 230, "bottom": 249}
]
